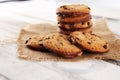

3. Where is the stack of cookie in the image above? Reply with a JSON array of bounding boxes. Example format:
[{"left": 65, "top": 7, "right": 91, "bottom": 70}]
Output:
[
  {"left": 25, "top": 4, "right": 111, "bottom": 59},
  {"left": 56, "top": 4, "right": 92, "bottom": 35}
]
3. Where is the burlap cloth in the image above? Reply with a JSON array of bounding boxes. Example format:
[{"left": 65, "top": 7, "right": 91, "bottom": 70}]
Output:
[{"left": 17, "top": 18, "right": 120, "bottom": 61}]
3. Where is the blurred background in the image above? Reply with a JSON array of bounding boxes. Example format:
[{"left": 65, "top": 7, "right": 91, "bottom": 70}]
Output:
[{"left": 0, "top": 0, "right": 120, "bottom": 42}]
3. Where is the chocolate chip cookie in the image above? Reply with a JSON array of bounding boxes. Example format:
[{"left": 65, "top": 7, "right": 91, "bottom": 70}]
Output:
[
  {"left": 56, "top": 4, "right": 90, "bottom": 13},
  {"left": 69, "top": 31, "right": 110, "bottom": 53},
  {"left": 58, "top": 27, "right": 92, "bottom": 35},
  {"left": 26, "top": 34, "right": 46, "bottom": 51},
  {"left": 43, "top": 33, "right": 83, "bottom": 58},
  {"left": 58, "top": 20, "right": 92, "bottom": 30},
  {"left": 57, "top": 14, "right": 91, "bottom": 23}
]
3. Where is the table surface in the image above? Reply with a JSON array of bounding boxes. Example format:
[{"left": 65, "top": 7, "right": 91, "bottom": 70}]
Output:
[{"left": 0, "top": 0, "right": 120, "bottom": 80}]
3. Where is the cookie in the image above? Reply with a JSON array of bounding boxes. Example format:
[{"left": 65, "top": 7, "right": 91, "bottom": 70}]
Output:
[
  {"left": 58, "top": 27, "right": 92, "bottom": 35},
  {"left": 56, "top": 4, "right": 90, "bottom": 13},
  {"left": 58, "top": 20, "right": 92, "bottom": 30},
  {"left": 26, "top": 34, "right": 46, "bottom": 51},
  {"left": 43, "top": 33, "right": 82, "bottom": 58},
  {"left": 57, "top": 12, "right": 89, "bottom": 18},
  {"left": 57, "top": 14, "right": 91, "bottom": 23},
  {"left": 69, "top": 31, "right": 110, "bottom": 53}
]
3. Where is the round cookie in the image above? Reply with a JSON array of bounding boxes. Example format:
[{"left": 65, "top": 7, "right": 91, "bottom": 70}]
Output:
[
  {"left": 58, "top": 20, "right": 92, "bottom": 30},
  {"left": 43, "top": 33, "right": 82, "bottom": 58},
  {"left": 58, "top": 27, "right": 92, "bottom": 35},
  {"left": 56, "top": 4, "right": 90, "bottom": 13},
  {"left": 69, "top": 31, "right": 110, "bottom": 53},
  {"left": 57, "top": 14, "right": 91, "bottom": 23},
  {"left": 26, "top": 34, "right": 46, "bottom": 51}
]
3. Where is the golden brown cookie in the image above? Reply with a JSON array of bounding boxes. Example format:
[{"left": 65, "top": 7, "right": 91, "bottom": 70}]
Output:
[
  {"left": 58, "top": 27, "right": 92, "bottom": 35},
  {"left": 69, "top": 31, "right": 110, "bottom": 53},
  {"left": 43, "top": 33, "right": 82, "bottom": 58},
  {"left": 56, "top": 4, "right": 90, "bottom": 13},
  {"left": 26, "top": 34, "right": 46, "bottom": 51},
  {"left": 58, "top": 20, "right": 92, "bottom": 30},
  {"left": 57, "top": 14, "right": 91, "bottom": 23}
]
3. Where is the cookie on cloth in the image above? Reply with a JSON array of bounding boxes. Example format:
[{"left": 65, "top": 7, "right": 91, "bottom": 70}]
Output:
[
  {"left": 26, "top": 34, "right": 46, "bottom": 51},
  {"left": 58, "top": 20, "right": 92, "bottom": 30},
  {"left": 58, "top": 27, "right": 92, "bottom": 35},
  {"left": 43, "top": 33, "right": 83, "bottom": 58},
  {"left": 69, "top": 31, "right": 110, "bottom": 53}
]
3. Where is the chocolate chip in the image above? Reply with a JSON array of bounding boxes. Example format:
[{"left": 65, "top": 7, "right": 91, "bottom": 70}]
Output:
[
  {"left": 91, "top": 47, "right": 94, "bottom": 49},
  {"left": 39, "top": 44, "right": 43, "bottom": 46},
  {"left": 90, "top": 37, "right": 93, "bottom": 39},
  {"left": 82, "top": 22, "right": 84, "bottom": 25},
  {"left": 45, "top": 37, "right": 50, "bottom": 39},
  {"left": 76, "top": 37, "right": 82, "bottom": 42},
  {"left": 103, "top": 45, "right": 107, "bottom": 49},
  {"left": 76, "top": 37, "right": 79, "bottom": 40},
  {"left": 61, "top": 6, "right": 69, "bottom": 10},
  {"left": 88, "top": 42, "right": 91, "bottom": 44},
  {"left": 106, "top": 42, "right": 108, "bottom": 44},
  {"left": 39, "top": 39, "right": 42, "bottom": 41},
  {"left": 82, "top": 32, "right": 85, "bottom": 34},
  {"left": 87, "top": 22, "right": 90, "bottom": 26},
  {"left": 56, "top": 12, "right": 60, "bottom": 15},
  {"left": 60, "top": 6, "right": 64, "bottom": 8},
  {"left": 88, "top": 7, "right": 90, "bottom": 10},
  {"left": 25, "top": 40, "right": 28, "bottom": 44}
]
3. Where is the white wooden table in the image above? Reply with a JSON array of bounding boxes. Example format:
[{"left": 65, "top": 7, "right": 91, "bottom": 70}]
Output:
[{"left": 0, "top": 0, "right": 120, "bottom": 80}]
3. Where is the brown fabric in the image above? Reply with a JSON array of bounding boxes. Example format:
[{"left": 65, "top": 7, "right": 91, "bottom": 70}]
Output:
[{"left": 17, "top": 18, "right": 120, "bottom": 61}]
